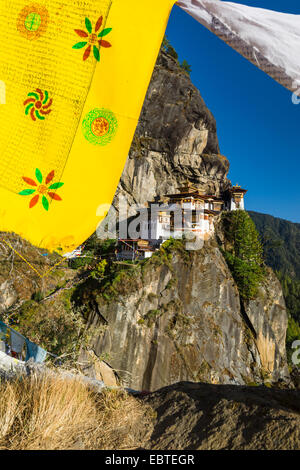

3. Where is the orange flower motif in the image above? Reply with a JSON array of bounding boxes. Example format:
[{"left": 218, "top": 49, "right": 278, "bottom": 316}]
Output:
[
  {"left": 17, "top": 4, "right": 49, "bottom": 40},
  {"left": 73, "top": 16, "right": 112, "bottom": 61},
  {"left": 19, "top": 169, "right": 64, "bottom": 211}
]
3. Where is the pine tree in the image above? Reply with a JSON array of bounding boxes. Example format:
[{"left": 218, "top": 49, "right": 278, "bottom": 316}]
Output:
[
  {"left": 162, "top": 35, "right": 178, "bottom": 60},
  {"left": 223, "top": 211, "right": 265, "bottom": 300},
  {"left": 181, "top": 60, "right": 192, "bottom": 75},
  {"left": 167, "top": 44, "right": 178, "bottom": 60},
  {"left": 162, "top": 35, "right": 171, "bottom": 51}
]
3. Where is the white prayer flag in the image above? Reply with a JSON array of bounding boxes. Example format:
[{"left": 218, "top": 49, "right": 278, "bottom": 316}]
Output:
[{"left": 177, "top": 0, "right": 300, "bottom": 91}]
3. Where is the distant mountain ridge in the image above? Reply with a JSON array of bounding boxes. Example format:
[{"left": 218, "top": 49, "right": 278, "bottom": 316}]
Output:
[
  {"left": 249, "top": 211, "right": 300, "bottom": 280},
  {"left": 249, "top": 211, "right": 300, "bottom": 360}
]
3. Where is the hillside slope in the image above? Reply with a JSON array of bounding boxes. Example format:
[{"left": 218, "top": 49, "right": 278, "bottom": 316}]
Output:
[
  {"left": 143, "top": 381, "right": 300, "bottom": 450},
  {"left": 249, "top": 211, "right": 300, "bottom": 362},
  {"left": 249, "top": 211, "right": 300, "bottom": 280}
]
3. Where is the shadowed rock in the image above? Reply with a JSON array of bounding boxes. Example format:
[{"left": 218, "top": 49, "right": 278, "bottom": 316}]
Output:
[{"left": 142, "top": 381, "right": 300, "bottom": 450}]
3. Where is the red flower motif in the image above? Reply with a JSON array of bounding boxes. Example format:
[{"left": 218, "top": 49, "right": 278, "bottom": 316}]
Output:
[
  {"left": 24, "top": 89, "right": 52, "bottom": 121},
  {"left": 73, "top": 16, "right": 112, "bottom": 62},
  {"left": 19, "top": 169, "right": 64, "bottom": 211}
]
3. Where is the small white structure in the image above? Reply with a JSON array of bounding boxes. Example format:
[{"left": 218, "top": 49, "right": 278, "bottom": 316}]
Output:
[
  {"left": 229, "top": 185, "right": 247, "bottom": 211},
  {"left": 116, "top": 239, "right": 155, "bottom": 261},
  {"left": 63, "top": 245, "right": 84, "bottom": 259}
]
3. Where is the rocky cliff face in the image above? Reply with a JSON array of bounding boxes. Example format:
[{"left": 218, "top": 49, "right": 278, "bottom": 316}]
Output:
[
  {"left": 82, "top": 50, "right": 290, "bottom": 391},
  {"left": 245, "top": 268, "right": 288, "bottom": 378},
  {"left": 113, "top": 50, "right": 230, "bottom": 213},
  {"left": 77, "top": 239, "right": 289, "bottom": 391},
  {"left": 0, "top": 50, "right": 291, "bottom": 394}
]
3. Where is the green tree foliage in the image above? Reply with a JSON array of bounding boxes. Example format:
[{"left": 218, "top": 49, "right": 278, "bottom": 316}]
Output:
[
  {"left": 166, "top": 44, "right": 178, "bottom": 60},
  {"left": 90, "top": 259, "right": 108, "bottom": 280},
  {"left": 162, "top": 35, "right": 178, "bottom": 60},
  {"left": 162, "top": 35, "right": 171, "bottom": 51},
  {"left": 279, "top": 272, "right": 300, "bottom": 318},
  {"left": 222, "top": 211, "right": 265, "bottom": 300},
  {"left": 69, "top": 255, "right": 90, "bottom": 270},
  {"left": 162, "top": 36, "right": 192, "bottom": 74},
  {"left": 180, "top": 60, "right": 192, "bottom": 75},
  {"left": 69, "top": 237, "right": 116, "bottom": 270},
  {"left": 84, "top": 235, "right": 116, "bottom": 256}
]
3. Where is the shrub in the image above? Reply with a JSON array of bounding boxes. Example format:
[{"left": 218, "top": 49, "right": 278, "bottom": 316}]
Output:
[
  {"left": 9, "top": 292, "right": 91, "bottom": 361},
  {"left": 31, "top": 291, "right": 43, "bottom": 302},
  {"left": 90, "top": 260, "right": 108, "bottom": 280},
  {"left": 69, "top": 253, "right": 92, "bottom": 270},
  {"left": 69, "top": 238, "right": 116, "bottom": 270}
]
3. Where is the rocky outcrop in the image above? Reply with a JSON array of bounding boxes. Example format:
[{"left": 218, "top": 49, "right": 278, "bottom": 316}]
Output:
[
  {"left": 142, "top": 381, "right": 300, "bottom": 450},
  {"left": 78, "top": 240, "right": 289, "bottom": 391},
  {"left": 79, "top": 350, "right": 118, "bottom": 387},
  {"left": 245, "top": 268, "right": 288, "bottom": 378},
  {"left": 113, "top": 51, "right": 230, "bottom": 214}
]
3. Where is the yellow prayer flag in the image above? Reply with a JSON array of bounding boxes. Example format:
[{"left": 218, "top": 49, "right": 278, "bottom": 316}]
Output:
[{"left": 0, "top": 0, "right": 176, "bottom": 254}]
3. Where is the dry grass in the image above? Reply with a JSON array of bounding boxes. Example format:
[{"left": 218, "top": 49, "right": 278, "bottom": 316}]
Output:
[{"left": 0, "top": 373, "right": 152, "bottom": 450}]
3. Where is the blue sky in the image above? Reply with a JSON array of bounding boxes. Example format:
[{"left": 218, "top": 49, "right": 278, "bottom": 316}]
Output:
[{"left": 166, "top": 1, "right": 300, "bottom": 223}]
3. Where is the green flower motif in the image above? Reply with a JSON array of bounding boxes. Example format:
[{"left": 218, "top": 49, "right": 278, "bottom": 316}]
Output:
[
  {"left": 25, "top": 12, "right": 42, "bottom": 32},
  {"left": 73, "top": 15, "right": 112, "bottom": 62},
  {"left": 19, "top": 169, "right": 64, "bottom": 211},
  {"left": 23, "top": 89, "right": 52, "bottom": 121}
]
